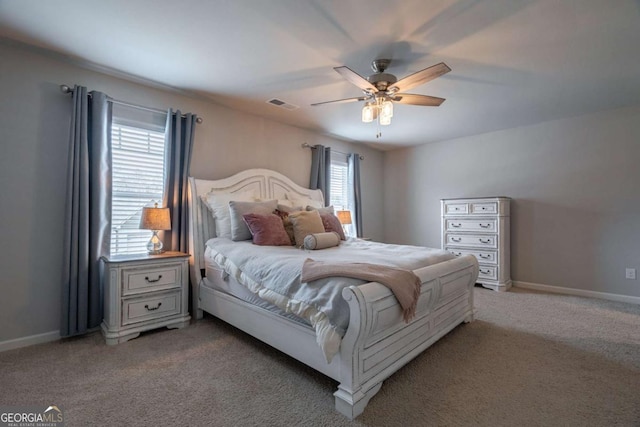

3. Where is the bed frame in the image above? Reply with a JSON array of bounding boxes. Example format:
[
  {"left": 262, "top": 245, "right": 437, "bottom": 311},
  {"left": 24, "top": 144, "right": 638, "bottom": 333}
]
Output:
[{"left": 188, "top": 168, "right": 479, "bottom": 419}]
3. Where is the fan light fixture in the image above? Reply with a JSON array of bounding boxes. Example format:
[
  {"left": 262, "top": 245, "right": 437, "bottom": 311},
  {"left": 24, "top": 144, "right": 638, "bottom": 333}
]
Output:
[
  {"left": 362, "top": 98, "right": 393, "bottom": 125},
  {"left": 312, "top": 59, "right": 451, "bottom": 138}
]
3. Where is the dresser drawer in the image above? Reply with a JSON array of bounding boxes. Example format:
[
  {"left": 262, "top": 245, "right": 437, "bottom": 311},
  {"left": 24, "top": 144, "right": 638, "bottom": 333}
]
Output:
[
  {"left": 122, "top": 264, "right": 181, "bottom": 295},
  {"left": 470, "top": 202, "right": 498, "bottom": 214},
  {"left": 478, "top": 266, "right": 498, "bottom": 280},
  {"left": 446, "top": 219, "right": 496, "bottom": 232},
  {"left": 447, "top": 234, "right": 497, "bottom": 249},
  {"left": 444, "top": 203, "right": 468, "bottom": 215},
  {"left": 448, "top": 248, "right": 498, "bottom": 265},
  {"left": 122, "top": 291, "right": 181, "bottom": 325}
]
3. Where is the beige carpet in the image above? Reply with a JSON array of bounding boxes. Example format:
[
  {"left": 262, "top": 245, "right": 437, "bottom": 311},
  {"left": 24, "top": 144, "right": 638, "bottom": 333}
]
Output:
[{"left": 1, "top": 287, "right": 639, "bottom": 426}]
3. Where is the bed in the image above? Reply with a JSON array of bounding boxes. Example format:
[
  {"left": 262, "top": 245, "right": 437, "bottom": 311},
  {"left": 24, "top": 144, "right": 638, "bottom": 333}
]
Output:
[{"left": 188, "top": 168, "right": 479, "bottom": 419}]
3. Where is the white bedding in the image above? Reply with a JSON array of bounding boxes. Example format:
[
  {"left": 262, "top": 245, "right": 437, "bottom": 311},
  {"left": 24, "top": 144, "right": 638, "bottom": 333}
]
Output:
[
  {"left": 204, "top": 237, "right": 455, "bottom": 362},
  {"left": 203, "top": 248, "right": 310, "bottom": 326}
]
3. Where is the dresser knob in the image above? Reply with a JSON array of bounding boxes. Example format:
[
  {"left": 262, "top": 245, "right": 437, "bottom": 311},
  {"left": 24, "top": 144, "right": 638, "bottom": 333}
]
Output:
[{"left": 145, "top": 275, "right": 162, "bottom": 283}]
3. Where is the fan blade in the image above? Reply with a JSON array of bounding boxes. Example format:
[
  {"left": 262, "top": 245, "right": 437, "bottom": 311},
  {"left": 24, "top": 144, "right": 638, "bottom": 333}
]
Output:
[
  {"left": 334, "top": 66, "right": 378, "bottom": 93},
  {"left": 393, "top": 94, "right": 446, "bottom": 106},
  {"left": 389, "top": 62, "right": 451, "bottom": 93},
  {"left": 311, "top": 96, "right": 367, "bottom": 106}
]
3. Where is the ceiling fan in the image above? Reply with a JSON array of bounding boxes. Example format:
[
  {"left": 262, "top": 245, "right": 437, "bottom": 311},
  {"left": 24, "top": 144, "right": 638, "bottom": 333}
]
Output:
[{"left": 312, "top": 59, "right": 450, "bottom": 135}]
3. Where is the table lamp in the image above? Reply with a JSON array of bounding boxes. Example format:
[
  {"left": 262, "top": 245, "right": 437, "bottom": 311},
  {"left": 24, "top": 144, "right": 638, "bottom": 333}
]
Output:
[
  {"left": 336, "top": 210, "right": 352, "bottom": 235},
  {"left": 139, "top": 202, "right": 171, "bottom": 254}
]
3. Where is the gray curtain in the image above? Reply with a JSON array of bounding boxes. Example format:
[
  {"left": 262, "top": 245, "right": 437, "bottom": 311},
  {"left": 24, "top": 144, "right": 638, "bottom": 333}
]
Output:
[
  {"left": 348, "top": 153, "right": 363, "bottom": 237},
  {"left": 61, "top": 86, "right": 112, "bottom": 337},
  {"left": 163, "top": 110, "right": 197, "bottom": 253},
  {"left": 310, "top": 144, "right": 331, "bottom": 205}
]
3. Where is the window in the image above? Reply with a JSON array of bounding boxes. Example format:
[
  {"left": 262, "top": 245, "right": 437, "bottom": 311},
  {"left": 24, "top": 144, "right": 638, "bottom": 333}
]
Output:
[
  {"left": 330, "top": 156, "right": 355, "bottom": 237},
  {"left": 330, "top": 159, "right": 349, "bottom": 210},
  {"left": 110, "top": 110, "right": 167, "bottom": 256}
]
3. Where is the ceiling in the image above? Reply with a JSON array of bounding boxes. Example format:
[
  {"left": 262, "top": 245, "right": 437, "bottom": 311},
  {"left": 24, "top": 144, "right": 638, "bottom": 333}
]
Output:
[{"left": 2, "top": 0, "right": 640, "bottom": 149}]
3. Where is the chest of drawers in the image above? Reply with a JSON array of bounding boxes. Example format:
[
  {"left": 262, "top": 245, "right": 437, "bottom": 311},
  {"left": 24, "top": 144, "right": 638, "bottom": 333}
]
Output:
[
  {"left": 441, "top": 197, "right": 511, "bottom": 291},
  {"left": 101, "top": 251, "right": 191, "bottom": 344}
]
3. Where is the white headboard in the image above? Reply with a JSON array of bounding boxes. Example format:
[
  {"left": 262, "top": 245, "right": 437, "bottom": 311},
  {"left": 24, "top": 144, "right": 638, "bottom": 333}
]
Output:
[{"left": 187, "top": 169, "right": 324, "bottom": 307}]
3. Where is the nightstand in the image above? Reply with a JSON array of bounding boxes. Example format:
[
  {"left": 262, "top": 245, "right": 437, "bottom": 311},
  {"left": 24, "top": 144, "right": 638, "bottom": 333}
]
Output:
[{"left": 100, "top": 251, "right": 191, "bottom": 345}]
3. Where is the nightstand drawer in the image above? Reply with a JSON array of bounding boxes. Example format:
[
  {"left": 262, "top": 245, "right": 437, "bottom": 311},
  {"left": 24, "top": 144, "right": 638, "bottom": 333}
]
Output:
[
  {"left": 123, "top": 265, "right": 181, "bottom": 295},
  {"left": 446, "top": 219, "right": 496, "bottom": 232},
  {"left": 122, "top": 291, "right": 181, "bottom": 325},
  {"left": 478, "top": 266, "right": 498, "bottom": 280}
]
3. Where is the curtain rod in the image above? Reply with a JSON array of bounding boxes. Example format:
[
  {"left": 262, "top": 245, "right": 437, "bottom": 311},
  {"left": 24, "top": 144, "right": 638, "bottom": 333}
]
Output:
[
  {"left": 59, "top": 84, "right": 203, "bottom": 123},
  {"left": 301, "top": 143, "right": 364, "bottom": 160}
]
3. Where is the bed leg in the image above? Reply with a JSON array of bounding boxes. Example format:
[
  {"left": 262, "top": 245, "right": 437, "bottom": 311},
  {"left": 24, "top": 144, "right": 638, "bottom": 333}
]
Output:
[
  {"left": 195, "top": 308, "right": 203, "bottom": 320},
  {"left": 334, "top": 382, "right": 383, "bottom": 420},
  {"left": 464, "top": 309, "right": 475, "bottom": 323}
]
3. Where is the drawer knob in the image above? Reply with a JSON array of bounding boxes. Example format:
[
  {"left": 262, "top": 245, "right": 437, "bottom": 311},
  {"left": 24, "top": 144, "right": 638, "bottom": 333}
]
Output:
[
  {"left": 479, "top": 223, "right": 490, "bottom": 228},
  {"left": 479, "top": 254, "right": 491, "bottom": 259},
  {"left": 451, "top": 237, "right": 462, "bottom": 242},
  {"left": 144, "top": 302, "right": 162, "bottom": 311},
  {"left": 145, "top": 275, "right": 163, "bottom": 283},
  {"left": 451, "top": 223, "right": 461, "bottom": 228},
  {"left": 479, "top": 238, "right": 491, "bottom": 244},
  {"left": 480, "top": 269, "right": 490, "bottom": 274}
]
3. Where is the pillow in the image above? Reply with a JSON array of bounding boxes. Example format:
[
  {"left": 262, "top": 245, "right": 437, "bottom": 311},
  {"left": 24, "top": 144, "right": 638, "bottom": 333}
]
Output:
[
  {"left": 229, "top": 200, "right": 278, "bottom": 241},
  {"left": 276, "top": 204, "right": 303, "bottom": 213},
  {"left": 286, "top": 193, "right": 324, "bottom": 209},
  {"left": 243, "top": 213, "right": 292, "bottom": 246},
  {"left": 303, "top": 232, "right": 341, "bottom": 250},
  {"left": 319, "top": 212, "right": 346, "bottom": 240},
  {"left": 288, "top": 210, "right": 325, "bottom": 247},
  {"left": 276, "top": 199, "right": 296, "bottom": 208},
  {"left": 274, "top": 209, "right": 298, "bottom": 246},
  {"left": 201, "top": 191, "right": 257, "bottom": 239},
  {"left": 306, "top": 205, "right": 335, "bottom": 215}
]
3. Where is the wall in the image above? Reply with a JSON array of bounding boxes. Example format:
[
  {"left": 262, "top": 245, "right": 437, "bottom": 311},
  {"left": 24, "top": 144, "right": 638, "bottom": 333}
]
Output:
[
  {"left": 384, "top": 106, "right": 640, "bottom": 298},
  {"left": 0, "top": 41, "right": 384, "bottom": 344}
]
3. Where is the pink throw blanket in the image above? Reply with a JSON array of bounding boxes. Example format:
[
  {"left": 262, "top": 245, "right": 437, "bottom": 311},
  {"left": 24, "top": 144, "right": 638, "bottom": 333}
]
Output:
[{"left": 300, "top": 258, "right": 421, "bottom": 322}]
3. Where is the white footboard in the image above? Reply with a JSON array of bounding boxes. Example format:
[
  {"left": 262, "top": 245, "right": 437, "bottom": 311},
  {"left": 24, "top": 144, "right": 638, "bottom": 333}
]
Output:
[{"left": 334, "top": 255, "right": 478, "bottom": 419}]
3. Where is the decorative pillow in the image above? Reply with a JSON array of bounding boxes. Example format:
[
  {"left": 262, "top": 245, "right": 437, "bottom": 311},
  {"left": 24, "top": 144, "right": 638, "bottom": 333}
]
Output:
[
  {"left": 288, "top": 210, "right": 325, "bottom": 247},
  {"left": 276, "top": 204, "right": 303, "bottom": 213},
  {"left": 201, "top": 190, "right": 257, "bottom": 239},
  {"left": 242, "top": 213, "right": 292, "bottom": 246},
  {"left": 319, "top": 212, "right": 346, "bottom": 240},
  {"left": 276, "top": 199, "right": 296, "bottom": 208},
  {"left": 285, "top": 193, "right": 324, "bottom": 209},
  {"left": 306, "top": 205, "right": 335, "bottom": 215},
  {"left": 274, "top": 209, "right": 298, "bottom": 246},
  {"left": 229, "top": 200, "right": 278, "bottom": 241},
  {"left": 303, "top": 232, "right": 341, "bottom": 250}
]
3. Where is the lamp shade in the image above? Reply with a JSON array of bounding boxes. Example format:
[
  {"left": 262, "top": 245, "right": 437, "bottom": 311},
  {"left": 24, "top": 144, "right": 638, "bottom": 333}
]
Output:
[
  {"left": 139, "top": 205, "right": 171, "bottom": 231},
  {"left": 336, "top": 210, "right": 352, "bottom": 225}
]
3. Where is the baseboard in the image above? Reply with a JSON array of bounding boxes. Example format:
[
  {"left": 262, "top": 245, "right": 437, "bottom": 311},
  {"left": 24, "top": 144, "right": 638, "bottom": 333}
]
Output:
[
  {"left": 0, "top": 330, "right": 60, "bottom": 353},
  {"left": 513, "top": 281, "right": 640, "bottom": 305}
]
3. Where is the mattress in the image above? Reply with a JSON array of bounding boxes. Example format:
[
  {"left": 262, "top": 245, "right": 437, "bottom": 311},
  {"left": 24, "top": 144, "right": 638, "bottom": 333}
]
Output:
[{"left": 203, "top": 246, "right": 311, "bottom": 326}]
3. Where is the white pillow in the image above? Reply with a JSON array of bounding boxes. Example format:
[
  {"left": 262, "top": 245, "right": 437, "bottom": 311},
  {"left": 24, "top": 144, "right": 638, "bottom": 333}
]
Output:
[
  {"left": 286, "top": 193, "right": 324, "bottom": 209},
  {"left": 201, "top": 190, "right": 257, "bottom": 239}
]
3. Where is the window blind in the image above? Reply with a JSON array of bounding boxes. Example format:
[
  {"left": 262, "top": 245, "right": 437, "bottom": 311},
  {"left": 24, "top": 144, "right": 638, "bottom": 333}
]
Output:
[
  {"left": 330, "top": 161, "right": 349, "bottom": 210},
  {"left": 110, "top": 123, "right": 166, "bottom": 255}
]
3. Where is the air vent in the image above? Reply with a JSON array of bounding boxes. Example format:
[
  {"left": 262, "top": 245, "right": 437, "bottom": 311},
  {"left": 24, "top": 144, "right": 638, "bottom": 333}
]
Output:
[{"left": 267, "top": 98, "right": 299, "bottom": 110}]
